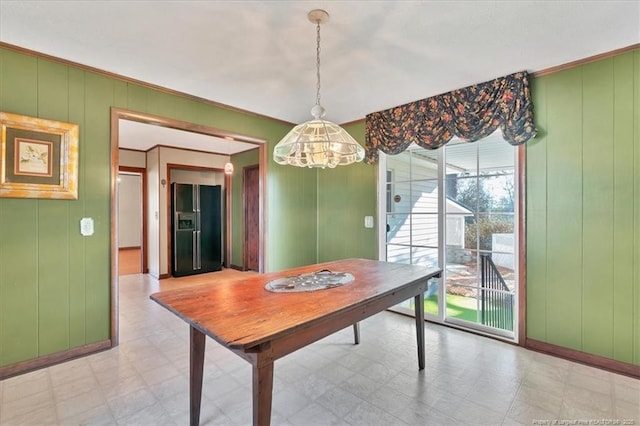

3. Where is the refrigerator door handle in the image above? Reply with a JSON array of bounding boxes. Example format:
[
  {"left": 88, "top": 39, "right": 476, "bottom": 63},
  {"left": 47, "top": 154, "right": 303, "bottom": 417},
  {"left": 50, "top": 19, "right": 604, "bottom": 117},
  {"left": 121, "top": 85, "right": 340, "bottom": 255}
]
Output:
[
  {"left": 192, "top": 231, "right": 197, "bottom": 270},
  {"left": 196, "top": 230, "right": 201, "bottom": 269}
]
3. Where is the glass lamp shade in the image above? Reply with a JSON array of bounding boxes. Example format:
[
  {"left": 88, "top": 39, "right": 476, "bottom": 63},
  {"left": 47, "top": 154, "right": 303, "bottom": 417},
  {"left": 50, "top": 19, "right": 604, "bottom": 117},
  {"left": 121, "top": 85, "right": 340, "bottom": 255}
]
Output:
[{"left": 273, "top": 118, "right": 365, "bottom": 168}]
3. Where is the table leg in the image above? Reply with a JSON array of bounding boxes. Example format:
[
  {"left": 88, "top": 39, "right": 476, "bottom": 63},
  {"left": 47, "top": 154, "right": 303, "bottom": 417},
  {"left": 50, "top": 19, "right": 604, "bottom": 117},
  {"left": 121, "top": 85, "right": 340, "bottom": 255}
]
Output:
[
  {"left": 414, "top": 291, "right": 425, "bottom": 370},
  {"left": 252, "top": 359, "right": 274, "bottom": 426},
  {"left": 190, "top": 326, "right": 205, "bottom": 426},
  {"left": 353, "top": 322, "right": 360, "bottom": 344}
]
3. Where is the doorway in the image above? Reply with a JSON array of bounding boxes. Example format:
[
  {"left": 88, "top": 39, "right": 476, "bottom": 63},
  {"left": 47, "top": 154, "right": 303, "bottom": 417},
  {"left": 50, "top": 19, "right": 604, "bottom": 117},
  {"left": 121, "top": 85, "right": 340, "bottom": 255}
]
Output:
[
  {"left": 117, "top": 167, "right": 146, "bottom": 276},
  {"left": 380, "top": 133, "right": 520, "bottom": 342},
  {"left": 110, "top": 108, "right": 267, "bottom": 346}
]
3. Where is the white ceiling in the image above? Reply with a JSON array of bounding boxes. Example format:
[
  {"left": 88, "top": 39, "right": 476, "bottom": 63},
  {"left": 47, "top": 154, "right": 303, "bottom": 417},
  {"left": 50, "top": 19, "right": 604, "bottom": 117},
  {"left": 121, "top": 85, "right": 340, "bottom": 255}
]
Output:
[{"left": 1, "top": 1, "right": 638, "bottom": 153}]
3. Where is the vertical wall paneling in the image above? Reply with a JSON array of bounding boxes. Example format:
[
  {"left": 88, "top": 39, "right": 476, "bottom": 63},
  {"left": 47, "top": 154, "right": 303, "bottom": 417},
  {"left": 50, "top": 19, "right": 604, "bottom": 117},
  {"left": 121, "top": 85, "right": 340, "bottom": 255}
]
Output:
[
  {"left": 113, "top": 80, "right": 128, "bottom": 109},
  {"left": 527, "top": 49, "right": 639, "bottom": 366},
  {"left": 0, "top": 50, "right": 38, "bottom": 115},
  {"left": 582, "top": 59, "right": 615, "bottom": 358},
  {"left": 0, "top": 200, "right": 40, "bottom": 365},
  {"left": 266, "top": 162, "right": 318, "bottom": 270},
  {"left": 544, "top": 68, "right": 584, "bottom": 351},
  {"left": 67, "top": 67, "right": 87, "bottom": 348},
  {"left": 37, "top": 201, "right": 70, "bottom": 355},
  {"left": 0, "top": 49, "right": 40, "bottom": 365},
  {"left": 126, "top": 83, "right": 151, "bottom": 113},
  {"left": 526, "top": 77, "right": 548, "bottom": 341},
  {"left": 36, "top": 58, "right": 72, "bottom": 355},
  {"left": 316, "top": 122, "right": 377, "bottom": 263},
  {"left": 82, "top": 72, "right": 114, "bottom": 343},
  {"left": 612, "top": 52, "right": 635, "bottom": 364},
  {"left": 634, "top": 50, "right": 640, "bottom": 366}
]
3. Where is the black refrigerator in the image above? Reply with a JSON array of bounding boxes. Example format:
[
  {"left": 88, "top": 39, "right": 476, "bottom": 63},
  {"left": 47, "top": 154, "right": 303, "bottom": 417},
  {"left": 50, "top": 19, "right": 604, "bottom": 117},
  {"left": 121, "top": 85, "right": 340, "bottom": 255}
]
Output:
[{"left": 171, "top": 183, "right": 222, "bottom": 277}]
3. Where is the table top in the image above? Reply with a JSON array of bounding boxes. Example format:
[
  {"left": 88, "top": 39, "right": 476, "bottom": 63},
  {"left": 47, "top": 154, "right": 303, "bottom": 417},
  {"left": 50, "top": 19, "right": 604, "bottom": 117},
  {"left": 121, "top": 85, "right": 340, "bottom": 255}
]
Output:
[{"left": 150, "top": 258, "right": 440, "bottom": 350}]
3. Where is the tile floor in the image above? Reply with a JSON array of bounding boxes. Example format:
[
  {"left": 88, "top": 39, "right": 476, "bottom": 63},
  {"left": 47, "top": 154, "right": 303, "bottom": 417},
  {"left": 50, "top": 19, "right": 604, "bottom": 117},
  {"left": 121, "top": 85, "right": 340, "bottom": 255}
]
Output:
[{"left": 1, "top": 271, "right": 638, "bottom": 425}]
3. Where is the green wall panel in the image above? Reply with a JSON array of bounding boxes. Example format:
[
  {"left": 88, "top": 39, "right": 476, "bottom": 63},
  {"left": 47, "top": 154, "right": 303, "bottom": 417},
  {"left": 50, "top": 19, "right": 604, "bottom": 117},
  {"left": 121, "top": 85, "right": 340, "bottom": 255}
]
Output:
[
  {"left": 0, "top": 49, "right": 37, "bottom": 115},
  {"left": 634, "top": 50, "right": 640, "bottom": 367},
  {"left": 37, "top": 59, "right": 70, "bottom": 121},
  {"left": 266, "top": 162, "right": 318, "bottom": 271},
  {"left": 525, "top": 76, "right": 548, "bottom": 341},
  {"left": 83, "top": 72, "right": 115, "bottom": 343},
  {"left": 0, "top": 200, "right": 39, "bottom": 365},
  {"left": 38, "top": 201, "right": 70, "bottom": 355},
  {"left": 527, "top": 49, "right": 639, "bottom": 366},
  {"left": 126, "top": 83, "right": 152, "bottom": 112},
  {"left": 544, "top": 68, "right": 584, "bottom": 351},
  {"left": 113, "top": 80, "right": 128, "bottom": 108},
  {"left": 0, "top": 50, "right": 40, "bottom": 365},
  {"left": 611, "top": 52, "right": 635, "bottom": 364},
  {"left": 35, "top": 58, "right": 74, "bottom": 354},
  {"left": 581, "top": 59, "right": 614, "bottom": 358},
  {"left": 317, "top": 122, "right": 377, "bottom": 263},
  {"left": 67, "top": 67, "right": 87, "bottom": 348}
]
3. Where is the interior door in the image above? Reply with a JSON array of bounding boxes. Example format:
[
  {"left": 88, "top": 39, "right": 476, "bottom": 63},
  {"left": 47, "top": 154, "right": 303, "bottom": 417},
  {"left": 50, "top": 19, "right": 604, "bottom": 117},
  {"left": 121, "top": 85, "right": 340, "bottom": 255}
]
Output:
[{"left": 243, "top": 165, "right": 260, "bottom": 271}]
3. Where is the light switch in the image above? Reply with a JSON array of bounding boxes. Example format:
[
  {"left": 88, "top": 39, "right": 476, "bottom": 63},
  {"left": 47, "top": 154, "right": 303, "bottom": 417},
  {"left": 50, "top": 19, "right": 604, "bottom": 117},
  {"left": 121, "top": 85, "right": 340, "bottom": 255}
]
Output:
[
  {"left": 80, "top": 217, "right": 94, "bottom": 236},
  {"left": 364, "top": 216, "right": 374, "bottom": 228}
]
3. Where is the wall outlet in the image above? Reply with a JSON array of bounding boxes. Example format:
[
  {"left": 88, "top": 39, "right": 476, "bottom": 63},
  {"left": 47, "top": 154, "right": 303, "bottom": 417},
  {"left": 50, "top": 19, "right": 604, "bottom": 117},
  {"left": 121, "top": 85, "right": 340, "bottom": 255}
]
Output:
[
  {"left": 364, "top": 216, "right": 374, "bottom": 228},
  {"left": 80, "top": 217, "right": 94, "bottom": 236}
]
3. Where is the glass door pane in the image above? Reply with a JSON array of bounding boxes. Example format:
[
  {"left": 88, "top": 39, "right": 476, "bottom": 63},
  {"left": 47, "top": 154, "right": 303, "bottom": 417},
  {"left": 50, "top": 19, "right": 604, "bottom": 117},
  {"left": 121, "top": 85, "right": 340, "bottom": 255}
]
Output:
[
  {"left": 385, "top": 147, "right": 441, "bottom": 318},
  {"left": 443, "top": 137, "right": 516, "bottom": 336},
  {"left": 379, "top": 133, "right": 517, "bottom": 340}
]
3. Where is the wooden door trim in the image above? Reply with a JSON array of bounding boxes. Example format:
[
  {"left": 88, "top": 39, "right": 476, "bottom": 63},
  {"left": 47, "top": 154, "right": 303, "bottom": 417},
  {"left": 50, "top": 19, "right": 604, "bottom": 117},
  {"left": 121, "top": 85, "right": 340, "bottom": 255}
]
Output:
[{"left": 243, "top": 165, "right": 260, "bottom": 272}]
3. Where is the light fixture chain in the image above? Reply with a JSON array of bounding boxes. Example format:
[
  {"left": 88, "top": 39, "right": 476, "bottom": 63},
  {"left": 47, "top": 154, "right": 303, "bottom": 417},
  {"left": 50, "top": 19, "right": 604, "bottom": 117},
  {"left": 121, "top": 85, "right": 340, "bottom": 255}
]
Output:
[{"left": 315, "top": 21, "right": 321, "bottom": 107}]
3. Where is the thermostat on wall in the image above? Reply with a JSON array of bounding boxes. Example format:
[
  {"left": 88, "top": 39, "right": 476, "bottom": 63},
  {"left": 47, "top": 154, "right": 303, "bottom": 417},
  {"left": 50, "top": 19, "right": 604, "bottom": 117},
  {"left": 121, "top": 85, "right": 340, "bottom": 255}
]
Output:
[{"left": 80, "top": 217, "right": 94, "bottom": 236}]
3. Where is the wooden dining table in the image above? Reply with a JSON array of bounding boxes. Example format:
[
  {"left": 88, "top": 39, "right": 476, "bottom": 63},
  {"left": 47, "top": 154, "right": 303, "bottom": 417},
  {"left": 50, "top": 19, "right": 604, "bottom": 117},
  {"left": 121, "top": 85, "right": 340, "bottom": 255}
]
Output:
[{"left": 150, "top": 258, "right": 442, "bottom": 426}]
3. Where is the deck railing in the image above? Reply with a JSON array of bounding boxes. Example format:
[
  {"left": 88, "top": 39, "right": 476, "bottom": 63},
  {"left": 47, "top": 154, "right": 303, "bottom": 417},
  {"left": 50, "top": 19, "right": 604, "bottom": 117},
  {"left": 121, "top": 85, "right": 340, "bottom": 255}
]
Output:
[{"left": 480, "top": 254, "right": 513, "bottom": 331}]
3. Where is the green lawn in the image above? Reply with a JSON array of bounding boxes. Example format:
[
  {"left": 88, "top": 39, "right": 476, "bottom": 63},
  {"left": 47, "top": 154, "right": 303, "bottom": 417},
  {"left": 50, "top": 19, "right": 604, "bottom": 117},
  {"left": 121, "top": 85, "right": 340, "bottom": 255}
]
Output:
[{"left": 424, "top": 294, "right": 478, "bottom": 322}]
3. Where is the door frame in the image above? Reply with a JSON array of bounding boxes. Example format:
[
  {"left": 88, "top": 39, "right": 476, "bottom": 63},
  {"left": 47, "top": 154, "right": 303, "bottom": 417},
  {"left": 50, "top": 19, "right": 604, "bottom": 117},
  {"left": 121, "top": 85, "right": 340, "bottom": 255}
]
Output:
[
  {"left": 243, "top": 164, "right": 260, "bottom": 271},
  {"left": 110, "top": 107, "right": 267, "bottom": 347},
  {"left": 377, "top": 144, "right": 526, "bottom": 344}
]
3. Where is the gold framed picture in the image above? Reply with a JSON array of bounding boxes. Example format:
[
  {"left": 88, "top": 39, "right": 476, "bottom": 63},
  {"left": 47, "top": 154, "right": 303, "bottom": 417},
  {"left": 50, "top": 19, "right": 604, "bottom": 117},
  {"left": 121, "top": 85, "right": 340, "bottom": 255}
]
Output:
[{"left": 0, "top": 112, "right": 79, "bottom": 199}]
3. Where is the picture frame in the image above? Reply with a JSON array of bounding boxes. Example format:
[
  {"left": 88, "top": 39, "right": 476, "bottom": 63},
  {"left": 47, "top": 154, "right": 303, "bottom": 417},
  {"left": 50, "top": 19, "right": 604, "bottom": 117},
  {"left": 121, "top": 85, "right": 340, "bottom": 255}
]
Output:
[{"left": 0, "top": 112, "right": 79, "bottom": 199}]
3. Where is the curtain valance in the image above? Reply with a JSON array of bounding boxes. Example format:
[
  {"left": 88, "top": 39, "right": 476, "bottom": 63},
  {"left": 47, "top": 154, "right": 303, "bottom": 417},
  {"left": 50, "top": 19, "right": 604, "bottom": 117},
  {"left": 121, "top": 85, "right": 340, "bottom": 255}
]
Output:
[{"left": 364, "top": 71, "right": 537, "bottom": 164}]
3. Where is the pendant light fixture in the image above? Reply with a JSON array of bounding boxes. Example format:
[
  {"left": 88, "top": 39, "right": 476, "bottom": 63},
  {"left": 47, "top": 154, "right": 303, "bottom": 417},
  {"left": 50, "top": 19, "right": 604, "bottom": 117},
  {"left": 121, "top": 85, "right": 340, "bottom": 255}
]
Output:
[{"left": 273, "top": 9, "right": 364, "bottom": 169}]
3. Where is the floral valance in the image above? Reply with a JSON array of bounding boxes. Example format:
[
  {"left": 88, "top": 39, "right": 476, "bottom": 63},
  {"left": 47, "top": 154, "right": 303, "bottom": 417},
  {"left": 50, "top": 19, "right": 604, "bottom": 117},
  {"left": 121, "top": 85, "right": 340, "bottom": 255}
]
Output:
[{"left": 364, "top": 71, "right": 537, "bottom": 164}]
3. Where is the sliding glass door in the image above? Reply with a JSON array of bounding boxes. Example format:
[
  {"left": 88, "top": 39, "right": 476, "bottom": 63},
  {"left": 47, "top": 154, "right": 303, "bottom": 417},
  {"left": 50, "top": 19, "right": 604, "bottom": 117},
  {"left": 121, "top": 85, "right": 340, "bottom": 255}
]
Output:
[
  {"left": 384, "top": 148, "right": 442, "bottom": 320},
  {"left": 380, "top": 133, "right": 518, "bottom": 340}
]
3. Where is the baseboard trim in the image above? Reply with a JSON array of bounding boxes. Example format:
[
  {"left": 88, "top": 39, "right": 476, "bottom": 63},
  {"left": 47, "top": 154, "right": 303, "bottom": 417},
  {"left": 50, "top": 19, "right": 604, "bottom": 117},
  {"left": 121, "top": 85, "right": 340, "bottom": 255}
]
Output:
[
  {"left": 229, "top": 264, "right": 244, "bottom": 271},
  {"left": 525, "top": 338, "right": 640, "bottom": 378},
  {"left": 0, "top": 340, "right": 112, "bottom": 380},
  {"left": 118, "top": 246, "right": 141, "bottom": 251},
  {"left": 158, "top": 273, "right": 171, "bottom": 279}
]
